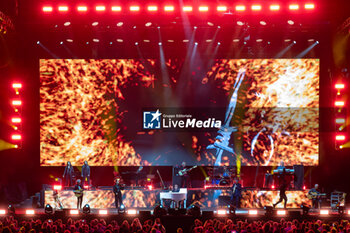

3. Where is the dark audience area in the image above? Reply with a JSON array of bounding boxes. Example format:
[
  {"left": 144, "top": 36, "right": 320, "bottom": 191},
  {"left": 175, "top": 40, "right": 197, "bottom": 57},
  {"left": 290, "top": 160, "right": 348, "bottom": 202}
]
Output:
[{"left": 1, "top": 216, "right": 350, "bottom": 233}]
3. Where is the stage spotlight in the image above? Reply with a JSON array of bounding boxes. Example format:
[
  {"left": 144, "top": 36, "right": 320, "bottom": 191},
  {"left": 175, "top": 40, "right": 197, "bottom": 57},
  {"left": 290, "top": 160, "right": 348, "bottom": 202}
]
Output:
[
  {"left": 118, "top": 204, "right": 126, "bottom": 214},
  {"left": 37, "top": 41, "right": 40, "bottom": 44},
  {"left": 11, "top": 117, "right": 21, "bottom": 123},
  {"left": 95, "top": 6, "right": 106, "bottom": 11},
  {"left": 45, "top": 204, "right": 54, "bottom": 214},
  {"left": 0, "top": 209, "right": 6, "bottom": 215},
  {"left": 217, "top": 6, "right": 227, "bottom": 12},
  {"left": 99, "top": 209, "right": 108, "bottom": 215},
  {"left": 194, "top": 26, "right": 197, "bottom": 29},
  {"left": 277, "top": 210, "right": 287, "bottom": 216},
  {"left": 64, "top": 22, "right": 71, "bottom": 26},
  {"left": 66, "top": 39, "right": 73, "bottom": 43},
  {"left": 256, "top": 39, "right": 263, "bottom": 42},
  {"left": 117, "top": 39, "right": 123, "bottom": 42},
  {"left": 336, "top": 135, "right": 345, "bottom": 141},
  {"left": 42, "top": 6, "right": 53, "bottom": 12},
  {"left": 127, "top": 209, "right": 138, "bottom": 215},
  {"left": 183, "top": 6, "right": 193, "bottom": 12},
  {"left": 92, "top": 22, "right": 99, "bottom": 26},
  {"left": 112, "top": 6, "right": 122, "bottom": 12},
  {"left": 60, "top": 41, "right": 63, "bottom": 45},
  {"left": 157, "top": 26, "right": 160, "bottom": 29},
  {"left": 130, "top": 6, "right": 140, "bottom": 11},
  {"left": 199, "top": 6, "right": 209, "bottom": 12},
  {"left": 153, "top": 205, "right": 167, "bottom": 217},
  {"left": 187, "top": 204, "right": 201, "bottom": 217},
  {"left": 228, "top": 205, "right": 236, "bottom": 215},
  {"left": 148, "top": 6, "right": 158, "bottom": 11},
  {"left": 145, "top": 22, "right": 152, "bottom": 27},
  {"left": 301, "top": 205, "right": 310, "bottom": 215},
  {"left": 316, "top": 41, "right": 319, "bottom": 44},
  {"left": 135, "top": 42, "right": 138, "bottom": 46},
  {"left": 251, "top": 5, "right": 262, "bottom": 11},
  {"left": 83, "top": 204, "right": 90, "bottom": 214},
  {"left": 288, "top": 20, "right": 295, "bottom": 25},
  {"left": 216, "top": 209, "right": 227, "bottom": 216},
  {"left": 158, "top": 42, "right": 162, "bottom": 46},
  {"left": 58, "top": 6, "right": 69, "bottom": 12},
  {"left": 70, "top": 209, "right": 79, "bottom": 215},
  {"left": 289, "top": 4, "right": 299, "bottom": 10},
  {"left": 11, "top": 134, "right": 22, "bottom": 140},
  {"left": 236, "top": 5, "right": 246, "bottom": 11},
  {"left": 237, "top": 21, "right": 244, "bottom": 26},
  {"left": 12, "top": 100, "right": 22, "bottom": 106},
  {"left": 260, "top": 21, "right": 267, "bottom": 26},
  {"left": 337, "top": 206, "right": 345, "bottom": 215},
  {"left": 347, "top": 210, "right": 350, "bottom": 215},
  {"left": 8, "top": 205, "right": 15, "bottom": 215},
  {"left": 25, "top": 209, "right": 35, "bottom": 215},
  {"left": 217, "top": 42, "right": 221, "bottom": 45},
  {"left": 194, "top": 42, "right": 198, "bottom": 45},
  {"left": 293, "top": 41, "right": 297, "bottom": 44},
  {"left": 305, "top": 3, "right": 315, "bottom": 9},
  {"left": 335, "top": 83, "right": 345, "bottom": 89},
  {"left": 167, "top": 40, "right": 174, "bottom": 43},
  {"left": 270, "top": 4, "right": 280, "bottom": 11},
  {"left": 53, "top": 185, "right": 62, "bottom": 191},
  {"left": 249, "top": 209, "right": 258, "bottom": 215},
  {"left": 164, "top": 6, "right": 175, "bottom": 12},
  {"left": 264, "top": 206, "right": 273, "bottom": 216},
  {"left": 92, "top": 39, "right": 99, "bottom": 43},
  {"left": 77, "top": 6, "right": 87, "bottom": 12},
  {"left": 233, "top": 39, "right": 240, "bottom": 42},
  {"left": 320, "top": 209, "right": 329, "bottom": 215}
]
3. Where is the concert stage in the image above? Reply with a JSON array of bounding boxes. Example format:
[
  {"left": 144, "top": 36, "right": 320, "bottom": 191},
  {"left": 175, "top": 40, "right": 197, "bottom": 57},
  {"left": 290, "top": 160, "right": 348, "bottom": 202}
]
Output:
[{"left": 44, "top": 187, "right": 312, "bottom": 209}]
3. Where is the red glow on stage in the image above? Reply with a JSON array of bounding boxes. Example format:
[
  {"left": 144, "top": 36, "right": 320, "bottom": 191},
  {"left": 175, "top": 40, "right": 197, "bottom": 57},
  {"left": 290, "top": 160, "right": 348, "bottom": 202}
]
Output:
[
  {"left": 42, "top": 6, "right": 53, "bottom": 12},
  {"left": 277, "top": 210, "right": 286, "bottom": 216},
  {"left": 335, "top": 118, "right": 345, "bottom": 124},
  {"left": 12, "top": 83, "right": 22, "bottom": 89},
  {"left": 127, "top": 209, "right": 138, "bottom": 215},
  {"left": 198, "top": 6, "right": 209, "bottom": 12},
  {"left": 183, "top": 6, "right": 193, "bottom": 12},
  {"left": 236, "top": 5, "right": 246, "bottom": 11},
  {"left": 130, "top": 6, "right": 140, "bottom": 11},
  {"left": 25, "top": 209, "right": 35, "bottom": 215},
  {"left": 320, "top": 209, "right": 329, "bottom": 215},
  {"left": 12, "top": 100, "right": 22, "bottom": 106},
  {"left": 217, "top": 209, "right": 227, "bottom": 215},
  {"left": 58, "top": 6, "right": 69, "bottom": 12},
  {"left": 147, "top": 185, "right": 153, "bottom": 190},
  {"left": 303, "top": 185, "right": 306, "bottom": 190},
  {"left": 271, "top": 185, "right": 275, "bottom": 189},
  {"left": 204, "top": 185, "right": 208, "bottom": 189},
  {"left": 217, "top": 6, "right": 227, "bottom": 12},
  {"left": 248, "top": 209, "right": 258, "bottom": 215},
  {"left": 99, "top": 209, "right": 108, "bottom": 215},
  {"left": 270, "top": 4, "right": 280, "bottom": 11},
  {"left": 289, "top": 4, "right": 299, "bottom": 10},
  {"left": 70, "top": 209, "right": 79, "bottom": 215},
  {"left": 335, "top": 135, "right": 346, "bottom": 141},
  {"left": 12, "top": 134, "right": 22, "bottom": 140},
  {"left": 0, "top": 209, "right": 6, "bottom": 215},
  {"left": 11, "top": 117, "right": 21, "bottom": 123},
  {"left": 335, "top": 83, "right": 345, "bottom": 89},
  {"left": 304, "top": 3, "right": 315, "bottom": 9},
  {"left": 335, "top": 101, "right": 345, "bottom": 107},
  {"left": 83, "top": 185, "right": 89, "bottom": 189},
  {"left": 251, "top": 5, "right": 262, "bottom": 11},
  {"left": 111, "top": 6, "right": 121, "bottom": 12},
  {"left": 147, "top": 6, "right": 158, "bottom": 11},
  {"left": 77, "top": 6, "right": 88, "bottom": 12},
  {"left": 95, "top": 6, "right": 106, "bottom": 11},
  {"left": 164, "top": 6, "right": 175, "bottom": 12},
  {"left": 53, "top": 185, "right": 62, "bottom": 190}
]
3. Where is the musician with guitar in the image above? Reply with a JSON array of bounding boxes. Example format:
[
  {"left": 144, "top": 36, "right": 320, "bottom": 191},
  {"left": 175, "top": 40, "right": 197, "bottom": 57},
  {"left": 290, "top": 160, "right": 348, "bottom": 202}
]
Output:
[
  {"left": 73, "top": 179, "right": 84, "bottom": 209},
  {"left": 308, "top": 184, "right": 324, "bottom": 209},
  {"left": 175, "top": 162, "right": 197, "bottom": 188}
]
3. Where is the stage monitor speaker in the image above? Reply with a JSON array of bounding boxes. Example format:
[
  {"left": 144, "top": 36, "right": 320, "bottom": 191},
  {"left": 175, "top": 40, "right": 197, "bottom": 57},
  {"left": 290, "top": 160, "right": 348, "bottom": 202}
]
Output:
[{"left": 293, "top": 165, "right": 304, "bottom": 190}]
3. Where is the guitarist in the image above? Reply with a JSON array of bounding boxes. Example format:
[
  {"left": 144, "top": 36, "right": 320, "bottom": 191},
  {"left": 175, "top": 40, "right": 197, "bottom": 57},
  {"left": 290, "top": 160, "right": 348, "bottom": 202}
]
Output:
[
  {"left": 308, "top": 184, "right": 321, "bottom": 209},
  {"left": 175, "top": 162, "right": 191, "bottom": 188},
  {"left": 73, "top": 179, "right": 84, "bottom": 209}
]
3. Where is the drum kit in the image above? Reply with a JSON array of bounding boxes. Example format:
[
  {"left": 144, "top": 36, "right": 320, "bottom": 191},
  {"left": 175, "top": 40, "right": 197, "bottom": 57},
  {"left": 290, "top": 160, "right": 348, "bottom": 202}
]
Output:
[{"left": 205, "top": 166, "right": 237, "bottom": 187}]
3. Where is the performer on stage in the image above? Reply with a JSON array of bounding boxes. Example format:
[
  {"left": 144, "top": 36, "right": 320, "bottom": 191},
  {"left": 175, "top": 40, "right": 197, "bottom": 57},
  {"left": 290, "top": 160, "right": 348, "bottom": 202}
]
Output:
[
  {"left": 277, "top": 161, "right": 285, "bottom": 170},
  {"left": 273, "top": 169, "right": 288, "bottom": 208},
  {"left": 113, "top": 178, "right": 124, "bottom": 209},
  {"left": 63, "top": 161, "right": 74, "bottom": 187},
  {"left": 308, "top": 184, "right": 321, "bottom": 209},
  {"left": 176, "top": 162, "right": 191, "bottom": 188},
  {"left": 73, "top": 179, "right": 83, "bottom": 209},
  {"left": 230, "top": 178, "right": 242, "bottom": 208},
  {"left": 81, "top": 161, "right": 90, "bottom": 186}
]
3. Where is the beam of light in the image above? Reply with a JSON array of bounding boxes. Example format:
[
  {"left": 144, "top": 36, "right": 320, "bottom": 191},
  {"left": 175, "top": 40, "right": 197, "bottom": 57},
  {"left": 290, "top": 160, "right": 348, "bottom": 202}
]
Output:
[
  {"left": 0, "top": 139, "right": 18, "bottom": 151},
  {"left": 111, "top": 6, "right": 122, "bottom": 12},
  {"left": 58, "top": 6, "right": 68, "bottom": 12},
  {"left": 320, "top": 209, "right": 329, "bottom": 215},
  {"left": 296, "top": 41, "right": 319, "bottom": 58},
  {"left": 248, "top": 210, "right": 258, "bottom": 215},
  {"left": 275, "top": 42, "right": 295, "bottom": 58},
  {"left": 37, "top": 42, "right": 60, "bottom": 59},
  {"left": 70, "top": 209, "right": 79, "bottom": 215},
  {"left": 217, "top": 209, "right": 227, "bottom": 215},
  {"left": 42, "top": 6, "right": 53, "bottom": 12}
]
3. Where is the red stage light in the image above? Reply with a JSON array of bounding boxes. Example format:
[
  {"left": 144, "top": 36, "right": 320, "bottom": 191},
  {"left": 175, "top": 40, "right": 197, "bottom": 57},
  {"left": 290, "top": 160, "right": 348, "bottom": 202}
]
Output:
[
  {"left": 251, "top": 5, "right": 262, "bottom": 11},
  {"left": 277, "top": 210, "right": 286, "bottom": 216},
  {"left": 335, "top": 118, "right": 346, "bottom": 124},
  {"left": 130, "top": 6, "right": 140, "bottom": 11},
  {"left": 335, "top": 83, "right": 345, "bottom": 89},
  {"left": 12, "top": 83, "right": 22, "bottom": 89},
  {"left": 164, "top": 6, "right": 175, "bottom": 11},
  {"left": 199, "top": 6, "right": 209, "bottom": 12},
  {"left": 271, "top": 185, "right": 275, "bottom": 189},
  {"left": 304, "top": 3, "right": 315, "bottom": 9},
  {"left": 77, "top": 6, "right": 88, "bottom": 12},
  {"left": 99, "top": 209, "right": 108, "bottom": 215},
  {"left": 289, "top": 4, "right": 299, "bottom": 10},
  {"left": 303, "top": 185, "right": 306, "bottom": 190},
  {"left": 183, "top": 6, "right": 193, "bottom": 12},
  {"left": 70, "top": 209, "right": 79, "bottom": 215},
  {"left": 248, "top": 209, "right": 258, "bottom": 215},
  {"left": 12, "top": 134, "right": 22, "bottom": 140},
  {"left": 320, "top": 209, "right": 329, "bottom": 215},
  {"left": 12, "top": 100, "right": 22, "bottom": 106},
  {"left": 42, "top": 6, "right": 53, "bottom": 12},
  {"left": 111, "top": 6, "right": 122, "bottom": 12},
  {"left": 148, "top": 185, "right": 153, "bottom": 190},
  {"left": 217, "top": 209, "right": 227, "bottom": 215},
  {"left": 53, "top": 185, "right": 62, "bottom": 190},
  {"left": 270, "top": 4, "right": 280, "bottom": 11},
  {"left": 95, "top": 6, "right": 106, "bottom": 11},
  {"left": 217, "top": 6, "right": 227, "bottom": 12},
  {"left": 147, "top": 6, "right": 158, "bottom": 11},
  {"left": 0, "top": 209, "right": 6, "bottom": 215},
  {"left": 335, "top": 135, "right": 346, "bottom": 141},
  {"left": 83, "top": 185, "right": 89, "bottom": 189},
  {"left": 58, "top": 6, "right": 69, "bottom": 12},
  {"left": 335, "top": 101, "right": 345, "bottom": 107},
  {"left": 236, "top": 5, "right": 246, "bottom": 11},
  {"left": 127, "top": 209, "right": 138, "bottom": 215},
  {"left": 25, "top": 209, "right": 35, "bottom": 215},
  {"left": 11, "top": 117, "right": 21, "bottom": 123}
]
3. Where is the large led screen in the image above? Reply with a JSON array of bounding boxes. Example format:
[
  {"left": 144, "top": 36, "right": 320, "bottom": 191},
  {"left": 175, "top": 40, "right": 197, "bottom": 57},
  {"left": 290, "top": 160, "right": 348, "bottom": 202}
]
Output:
[{"left": 40, "top": 59, "right": 319, "bottom": 166}]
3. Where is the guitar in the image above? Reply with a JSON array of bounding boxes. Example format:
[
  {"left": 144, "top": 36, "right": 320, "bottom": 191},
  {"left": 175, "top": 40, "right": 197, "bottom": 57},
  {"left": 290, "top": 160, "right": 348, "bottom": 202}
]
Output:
[
  {"left": 178, "top": 166, "right": 197, "bottom": 176},
  {"left": 307, "top": 192, "right": 326, "bottom": 200},
  {"left": 73, "top": 188, "right": 83, "bottom": 197}
]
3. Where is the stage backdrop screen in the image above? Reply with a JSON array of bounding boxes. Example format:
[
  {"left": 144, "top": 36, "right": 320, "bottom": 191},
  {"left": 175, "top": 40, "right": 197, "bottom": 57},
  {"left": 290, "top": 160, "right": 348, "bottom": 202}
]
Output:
[{"left": 40, "top": 59, "right": 319, "bottom": 166}]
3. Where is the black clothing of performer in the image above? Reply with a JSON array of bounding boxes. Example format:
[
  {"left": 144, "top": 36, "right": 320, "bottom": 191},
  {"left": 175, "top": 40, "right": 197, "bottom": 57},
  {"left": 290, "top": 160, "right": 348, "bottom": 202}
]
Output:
[
  {"left": 63, "top": 164, "right": 74, "bottom": 187},
  {"left": 81, "top": 163, "right": 90, "bottom": 186},
  {"left": 308, "top": 187, "right": 321, "bottom": 209},
  {"left": 230, "top": 181, "right": 242, "bottom": 208},
  {"left": 273, "top": 182, "right": 288, "bottom": 208},
  {"left": 113, "top": 183, "right": 124, "bottom": 209},
  {"left": 74, "top": 183, "right": 83, "bottom": 209},
  {"left": 175, "top": 165, "right": 190, "bottom": 188}
]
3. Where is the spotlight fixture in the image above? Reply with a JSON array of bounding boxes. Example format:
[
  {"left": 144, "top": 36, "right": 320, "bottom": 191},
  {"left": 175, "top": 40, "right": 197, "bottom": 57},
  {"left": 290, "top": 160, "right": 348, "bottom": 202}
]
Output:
[
  {"left": 8, "top": 205, "right": 15, "bottom": 215},
  {"left": 135, "top": 42, "right": 138, "bottom": 46},
  {"left": 194, "top": 42, "right": 198, "bottom": 45},
  {"left": 301, "top": 205, "right": 310, "bottom": 215},
  {"left": 158, "top": 42, "right": 162, "bottom": 46},
  {"left": 45, "top": 204, "right": 54, "bottom": 214},
  {"left": 99, "top": 209, "right": 108, "bottom": 215},
  {"left": 64, "top": 21, "right": 71, "bottom": 26},
  {"left": 83, "top": 204, "right": 90, "bottom": 214},
  {"left": 25, "top": 209, "right": 35, "bottom": 215},
  {"left": 118, "top": 204, "right": 126, "bottom": 214},
  {"left": 228, "top": 205, "right": 236, "bottom": 215}
]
